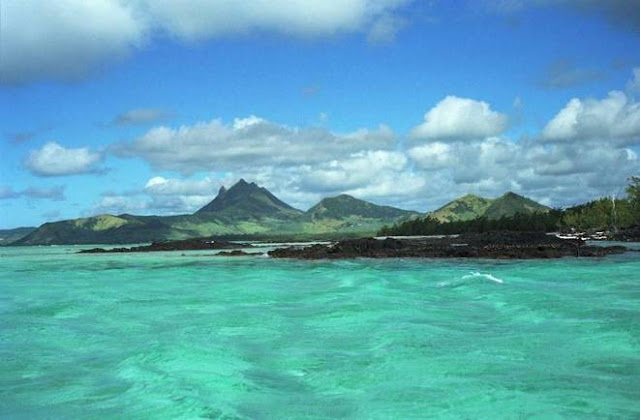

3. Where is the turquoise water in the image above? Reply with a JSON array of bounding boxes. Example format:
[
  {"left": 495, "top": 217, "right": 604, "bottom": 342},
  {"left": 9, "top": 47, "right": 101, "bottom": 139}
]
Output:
[{"left": 2, "top": 246, "right": 640, "bottom": 419}]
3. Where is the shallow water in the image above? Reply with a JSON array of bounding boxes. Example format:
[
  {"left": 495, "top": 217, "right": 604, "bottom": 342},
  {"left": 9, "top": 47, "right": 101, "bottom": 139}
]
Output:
[{"left": 1, "top": 246, "right": 639, "bottom": 419}]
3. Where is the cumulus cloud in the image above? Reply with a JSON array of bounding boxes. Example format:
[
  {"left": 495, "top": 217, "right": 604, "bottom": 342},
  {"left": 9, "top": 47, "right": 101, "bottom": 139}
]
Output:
[
  {"left": 541, "top": 91, "right": 640, "bottom": 145},
  {"left": 116, "top": 116, "right": 396, "bottom": 173},
  {"left": 145, "top": 0, "right": 410, "bottom": 41},
  {"left": 410, "top": 96, "right": 508, "bottom": 140},
  {"left": 0, "top": 0, "right": 145, "bottom": 84},
  {"left": 93, "top": 194, "right": 150, "bottom": 215},
  {"left": 1, "top": 0, "right": 411, "bottom": 84},
  {"left": 112, "top": 108, "right": 173, "bottom": 125},
  {"left": 298, "top": 150, "right": 409, "bottom": 192},
  {"left": 0, "top": 185, "right": 65, "bottom": 201},
  {"left": 25, "top": 142, "right": 104, "bottom": 176},
  {"left": 408, "top": 142, "right": 454, "bottom": 170},
  {"left": 92, "top": 175, "right": 225, "bottom": 215}
]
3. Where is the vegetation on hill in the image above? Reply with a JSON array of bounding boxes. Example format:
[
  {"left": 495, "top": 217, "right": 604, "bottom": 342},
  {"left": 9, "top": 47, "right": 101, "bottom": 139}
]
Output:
[
  {"left": 426, "top": 192, "right": 549, "bottom": 223},
  {"left": 308, "top": 194, "right": 417, "bottom": 220},
  {"left": 427, "top": 194, "right": 493, "bottom": 222},
  {"left": 483, "top": 192, "right": 550, "bottom": 219},
  {"left": 379, "top": 211, "right": 562, "bottom": 236},
  {"left": 380, "top": 177, "right": 639, "bottom": 236},
  {"left": 0, "top": 227, "right": 36, "bottom": 244}
]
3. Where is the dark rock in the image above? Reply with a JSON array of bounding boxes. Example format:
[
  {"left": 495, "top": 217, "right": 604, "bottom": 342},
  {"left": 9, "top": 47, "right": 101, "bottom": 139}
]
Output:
[
  {"left": 79, "top": 238, "right": 251, "bottom": 254},
  {"left": 609, "top": 225, "right": 640, "bottom": 242},
  {"left": 216, "top": 250, "right": 257, "bottom": 257},
  {"left": 268, "top": 231, "right": 628, "bottom": 260}
]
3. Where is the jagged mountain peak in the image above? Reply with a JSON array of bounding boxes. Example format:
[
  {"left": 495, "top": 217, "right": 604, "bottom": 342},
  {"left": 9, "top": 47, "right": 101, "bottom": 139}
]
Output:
[{"left": 195, "top": 179, "right": 301, "bottom": 218}]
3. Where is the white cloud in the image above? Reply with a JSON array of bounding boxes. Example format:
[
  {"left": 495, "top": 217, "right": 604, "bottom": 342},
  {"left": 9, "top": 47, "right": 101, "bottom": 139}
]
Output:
[
  {"left": 146, "top": 0, "right": 410, "bottom": 41},
  {"left": 94, "top": 195, "right": 149, "bottom": 215},
  {"left": 408, "top": 142, "right": 454, "bottom": 170},
  {"left": 542, "top": 91, "right": 640, "bottom": 145},
  {"left": 367, "top": 14, "right": 407, "bottom": 44},
  {"left": 298, "top": 150, "right": 409, "bottom": 192},
  {"left": 25, "top": 142, "right": 104, "bottom": 176},
  {"left": 116, "top": 117, "right": 396, "bottom": 173},
  {"left": 1, "top": 0, "right": 410, "bottom": 84},
  {"left": 410, "top": 96, "right": 508, "bottom": 140},
  {"left": 0, "top": 0, "right": 145, "bottom": 84},
  {"left": 144, "top": 176, "right": 220, "bottom": 197},
  {"left": 627, "top": 67, "right": 640, "bottom": 94},
  {"left": 93, "top": 174, "right": 228, "bottom": 215}
]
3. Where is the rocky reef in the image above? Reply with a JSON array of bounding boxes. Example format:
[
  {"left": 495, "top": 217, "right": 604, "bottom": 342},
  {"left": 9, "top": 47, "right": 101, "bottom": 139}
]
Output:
[
  {"left": 268, "top": 232, "right": 628, "bottom": 260},
  {"left": 79, "top": 238, "right": 251, "bottom": 253}
]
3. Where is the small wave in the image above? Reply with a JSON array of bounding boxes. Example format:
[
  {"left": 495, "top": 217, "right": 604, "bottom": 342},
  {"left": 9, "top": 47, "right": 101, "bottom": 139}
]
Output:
[{"left": 461, "top": 271, "right": 504, "bottom": 284}]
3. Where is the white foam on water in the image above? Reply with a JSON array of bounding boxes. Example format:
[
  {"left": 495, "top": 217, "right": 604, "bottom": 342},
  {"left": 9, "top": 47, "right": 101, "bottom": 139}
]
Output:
[{"left": 461, "top": 271, "right": 504, "bottom": 284}]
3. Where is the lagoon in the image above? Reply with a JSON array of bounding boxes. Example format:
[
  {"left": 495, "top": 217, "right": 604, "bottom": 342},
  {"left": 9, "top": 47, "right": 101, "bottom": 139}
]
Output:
[{"left": 2, "top": 246, "right": 639, "bottom": 419}]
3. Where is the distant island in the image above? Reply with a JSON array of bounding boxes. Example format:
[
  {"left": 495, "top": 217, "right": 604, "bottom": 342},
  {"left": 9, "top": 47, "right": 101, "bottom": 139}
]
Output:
[{"left": 6, "top": 177, "right": 640, "bottom": 246}]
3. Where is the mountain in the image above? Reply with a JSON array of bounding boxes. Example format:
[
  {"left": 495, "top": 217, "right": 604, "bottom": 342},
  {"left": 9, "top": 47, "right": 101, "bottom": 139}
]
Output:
[
  {"left": 196, "top": 179, "right": 302, "bottom": 219},
  {"left": 298, "top": 194, "right": 419, "bottom": 235},
  {"left": 13, "top": 180, "right": 418, "bottom": 245},
  {"left": 14, "top": 214, "right": 178, "bottom": 245},
  {"left": 308, "top": 194, "right": 417, "bottom": 221},
  {"left": 427, "top": 192, "right": 549, "bottom": 222},
  {"left": 483, "top": 192, "right": 550, "bottom": 219},
  {"left": 428, "top": 194, "right": 494, "bottom": 223},
  {"left": 0, "top": 227, "right": 36, "bottom": 244}
]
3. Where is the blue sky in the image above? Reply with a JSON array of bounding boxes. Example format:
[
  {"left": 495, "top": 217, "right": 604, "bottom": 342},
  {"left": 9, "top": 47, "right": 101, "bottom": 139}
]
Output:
[{"left": 1, "top": 0, "right": 639, "bottom": 228}]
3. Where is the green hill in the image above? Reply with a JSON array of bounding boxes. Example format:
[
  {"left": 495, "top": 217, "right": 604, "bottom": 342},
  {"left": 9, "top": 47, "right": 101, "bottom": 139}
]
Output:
[
  {"left": 427, "top": 192, "right": 549, "bottom": 222},
  {"left": 0, "top": 227, "right": 36, "bottom": 244},
  {"left": 308, "top": 194, "right": 417, "bottom": 221},
  {"left": 484, "top": 192, "right": 550, "bottom": 219},
  {"left": 428, "top": 194, "right": 493, "bottom": 222},
  {"left": 13, "top": 180, "right": 418, "bottom": 245}
]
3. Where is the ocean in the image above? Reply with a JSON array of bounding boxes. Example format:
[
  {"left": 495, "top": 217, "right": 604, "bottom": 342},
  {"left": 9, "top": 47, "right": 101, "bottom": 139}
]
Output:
[{"left": 2, "top": 245, "right": 639, "bottom": 419}]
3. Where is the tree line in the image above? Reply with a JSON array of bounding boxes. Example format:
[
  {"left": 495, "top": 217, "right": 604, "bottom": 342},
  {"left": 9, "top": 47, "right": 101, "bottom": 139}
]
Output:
[{"left": 379, "top": 177, "right": 640, "bottom": 236}]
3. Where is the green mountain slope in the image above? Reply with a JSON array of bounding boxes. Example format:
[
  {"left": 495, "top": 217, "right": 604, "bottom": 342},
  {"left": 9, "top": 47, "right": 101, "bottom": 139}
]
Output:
[
  {"left": 428, "top": 194, "right": 494, "bottom": 222},
  {"left": 308, "top": 194, "right": 417, "bottom": 220},
  {"left": 14, "top": 214, "right": 177, "bottom": 245},
  {"left": 483, "top": 192, "right": 550, "bottom": 219},
  {"left": 299, "top": 194, "right": 419, "bottom": 235},
  {"left": 0, "top": 227, "right": 36, "bottom": 244},
  {"left": 196, "top": 179, "right": 302, "bottom": 219},
  {"left": 427, "top": 192, "right": 549, "bottom": 223},
  {"left": 13, "top": 180, "right": 418, "bottom": 245}
]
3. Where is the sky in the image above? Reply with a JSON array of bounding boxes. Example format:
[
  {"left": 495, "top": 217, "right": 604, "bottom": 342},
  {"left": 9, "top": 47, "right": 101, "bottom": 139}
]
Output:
[{"left": 1, "top": 0, "right": 639, "bottom": 229}]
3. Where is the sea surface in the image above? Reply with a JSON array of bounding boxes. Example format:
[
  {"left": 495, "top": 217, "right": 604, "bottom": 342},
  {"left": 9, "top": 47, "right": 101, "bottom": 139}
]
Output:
[{"left": 2, "top": 244, "right": 640, "bottom": 419}]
